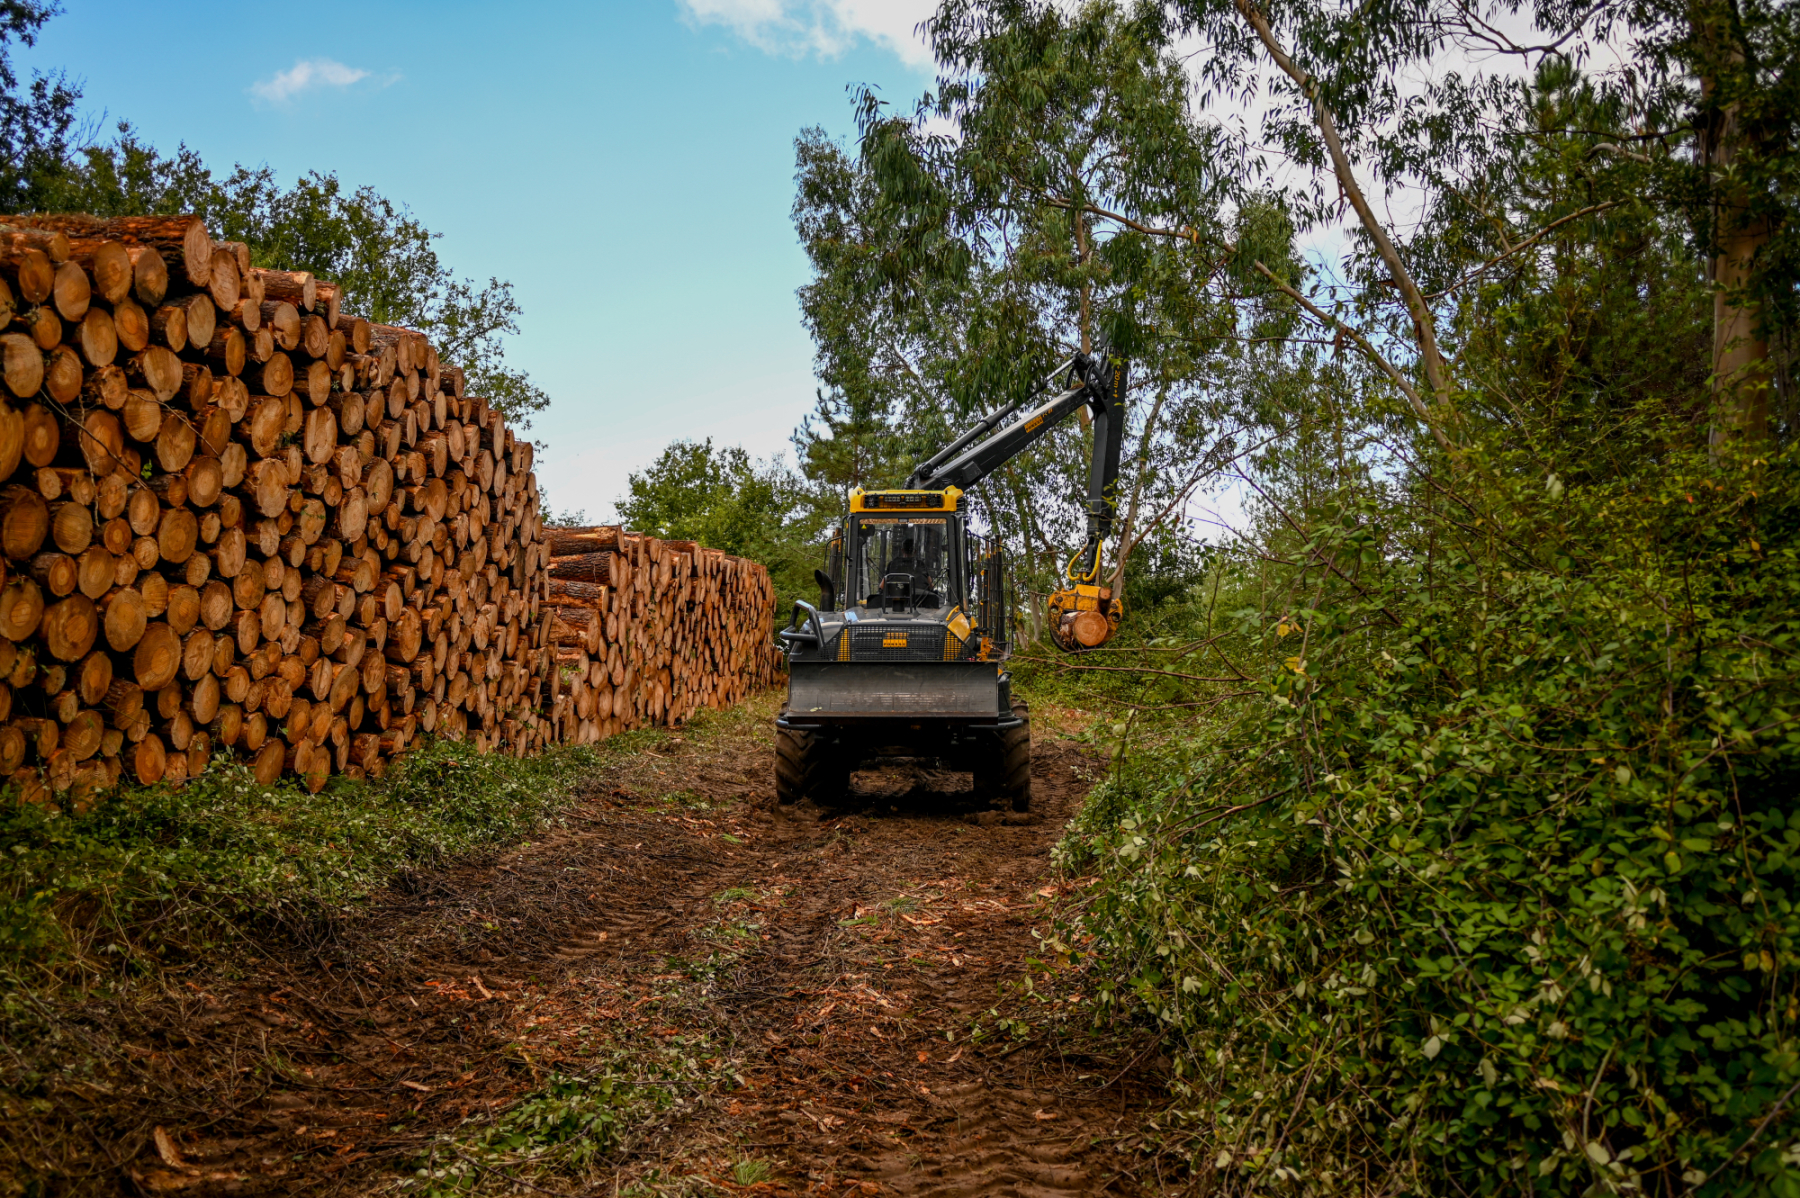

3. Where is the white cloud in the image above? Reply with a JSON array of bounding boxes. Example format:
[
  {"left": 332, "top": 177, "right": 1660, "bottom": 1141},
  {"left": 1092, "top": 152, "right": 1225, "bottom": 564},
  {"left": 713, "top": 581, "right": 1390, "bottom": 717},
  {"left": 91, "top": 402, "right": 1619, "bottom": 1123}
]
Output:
[
  {"left": 678, "top": 0, "right": 939, "bottom": 70},
  {"left": 249, "top": 58, "right": 375, "bottom": 103}
]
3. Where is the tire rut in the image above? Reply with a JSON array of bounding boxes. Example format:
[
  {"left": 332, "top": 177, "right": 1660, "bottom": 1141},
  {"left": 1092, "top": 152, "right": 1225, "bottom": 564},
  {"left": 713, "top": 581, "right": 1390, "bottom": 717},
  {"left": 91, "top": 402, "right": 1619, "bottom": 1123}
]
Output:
[{"left": 15, "top": 703, "right": 1168, "bottom": 1196}]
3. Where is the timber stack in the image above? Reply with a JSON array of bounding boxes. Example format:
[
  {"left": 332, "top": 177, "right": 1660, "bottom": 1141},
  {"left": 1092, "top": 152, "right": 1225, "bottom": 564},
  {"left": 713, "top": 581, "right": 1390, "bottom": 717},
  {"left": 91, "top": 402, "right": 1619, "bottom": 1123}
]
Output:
[
  {"left": 542, "top": 526, "right": 780, "bottom": 736},
  {"left": 0, "top": 213, "right": 777, "bottom": 804}
]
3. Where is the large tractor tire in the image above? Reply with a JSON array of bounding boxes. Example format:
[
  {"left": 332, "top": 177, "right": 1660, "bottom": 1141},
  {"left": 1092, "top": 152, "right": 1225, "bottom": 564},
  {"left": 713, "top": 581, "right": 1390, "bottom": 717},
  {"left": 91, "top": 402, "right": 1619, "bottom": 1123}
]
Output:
[
  {"left": 775, "top": 724, "right": 846, "bottom": 807},
  {"left": 977, "top": 701, "right": 1032, "bottom": 811}
]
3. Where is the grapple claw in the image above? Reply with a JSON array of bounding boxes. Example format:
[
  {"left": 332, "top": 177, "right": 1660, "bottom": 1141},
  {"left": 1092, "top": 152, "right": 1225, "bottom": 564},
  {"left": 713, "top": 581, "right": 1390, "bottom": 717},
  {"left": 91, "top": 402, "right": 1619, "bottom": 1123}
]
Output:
[{"left": 1047, "top": 584, "right": 1121, "bottom": 651}]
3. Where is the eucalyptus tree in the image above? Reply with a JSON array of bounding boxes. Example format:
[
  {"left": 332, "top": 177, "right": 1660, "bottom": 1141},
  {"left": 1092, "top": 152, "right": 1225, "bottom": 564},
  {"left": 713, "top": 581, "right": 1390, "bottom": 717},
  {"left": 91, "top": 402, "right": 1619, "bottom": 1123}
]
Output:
[
  {"left": 796, "top": 2, "right": 1263, "bottom": 620},
  {"left": 1137, "top": 0, "right": 1797, "bottom": 450}
]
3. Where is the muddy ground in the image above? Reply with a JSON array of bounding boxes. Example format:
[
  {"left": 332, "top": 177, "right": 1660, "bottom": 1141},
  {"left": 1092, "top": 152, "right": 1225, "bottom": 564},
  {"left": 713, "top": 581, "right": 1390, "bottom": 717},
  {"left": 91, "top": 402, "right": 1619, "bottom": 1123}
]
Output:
[{"left": 8, "top": 696, "right": 1176, "bottom": 1196}]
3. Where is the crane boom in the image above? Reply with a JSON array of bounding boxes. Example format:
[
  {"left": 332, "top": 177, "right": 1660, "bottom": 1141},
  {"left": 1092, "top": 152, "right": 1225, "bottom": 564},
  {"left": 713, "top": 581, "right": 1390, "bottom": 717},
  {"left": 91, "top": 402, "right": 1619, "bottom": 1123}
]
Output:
[{"left": 907, "top": 350, "right": 1129, "bottom": 650}]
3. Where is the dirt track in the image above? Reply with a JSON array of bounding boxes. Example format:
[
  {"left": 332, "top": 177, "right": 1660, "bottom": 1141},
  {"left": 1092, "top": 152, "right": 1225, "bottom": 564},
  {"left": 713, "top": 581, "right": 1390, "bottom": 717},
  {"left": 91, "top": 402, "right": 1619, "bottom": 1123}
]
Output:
[{"left": 13, "top": 697, "right": 1169, "bottom": 1196}]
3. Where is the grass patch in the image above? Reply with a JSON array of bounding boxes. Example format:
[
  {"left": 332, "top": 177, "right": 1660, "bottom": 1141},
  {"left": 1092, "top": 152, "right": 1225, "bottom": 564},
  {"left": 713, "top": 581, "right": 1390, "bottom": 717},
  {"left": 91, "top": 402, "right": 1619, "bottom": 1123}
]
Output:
[
  {"left": 732, "top": 1159, "right": 772, "bottom": 1184},
  {"left": 407, "top": 1050, "right": 707, "bottom": 1196},
  {"left": 0, "top": 736, "right": 609, "bottom": 982}
]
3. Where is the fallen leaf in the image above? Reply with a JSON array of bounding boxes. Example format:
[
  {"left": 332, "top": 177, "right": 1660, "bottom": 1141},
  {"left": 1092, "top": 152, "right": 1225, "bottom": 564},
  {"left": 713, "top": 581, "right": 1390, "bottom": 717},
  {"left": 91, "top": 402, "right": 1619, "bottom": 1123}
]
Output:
[
  {"left": 469, "top": 976, "right": 493, "bottom": 1001},
  {"left": 399, "top": 1080, "right": 432, "bottom": 1093},
  {"left": 901, "top": 915, "right": 942, "bottom": 927},
  {"left": 947, "top": 1047, "right": 963, "bottom": 1063},
  {"left": 1034, "top": 1108, "right": 1059, "bottom": 1121},
  {"left": 152, "top": 1126, "right": 186, "bottom": 1169},
  {"left": 1036, "top": 886, "right": 1057, "bottom": 898},
  {"left": 916, "top": 1051, "right": 929, "bottom": 1063}
]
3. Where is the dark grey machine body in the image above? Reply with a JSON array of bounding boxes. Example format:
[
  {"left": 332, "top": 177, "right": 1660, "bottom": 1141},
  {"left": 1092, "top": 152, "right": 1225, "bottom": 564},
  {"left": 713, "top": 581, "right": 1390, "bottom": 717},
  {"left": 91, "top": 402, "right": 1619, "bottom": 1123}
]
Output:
[{"left": 785, "top": 662, "right": 1008, "bottom": 723}]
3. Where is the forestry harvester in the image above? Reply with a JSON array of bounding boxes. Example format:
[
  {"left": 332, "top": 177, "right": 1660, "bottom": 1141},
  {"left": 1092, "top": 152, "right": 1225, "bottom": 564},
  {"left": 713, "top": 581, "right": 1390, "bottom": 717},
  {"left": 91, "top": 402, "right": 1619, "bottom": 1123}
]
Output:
[{"left": 775, "top": 349, "right": 1128, "bottom": 810}]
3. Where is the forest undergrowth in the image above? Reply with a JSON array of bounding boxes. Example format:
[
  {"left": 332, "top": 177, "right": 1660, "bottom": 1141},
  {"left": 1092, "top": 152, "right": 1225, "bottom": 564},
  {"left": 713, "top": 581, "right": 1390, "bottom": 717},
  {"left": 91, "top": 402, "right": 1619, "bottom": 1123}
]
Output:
[{"left": 1024, "top": 442, "right": 1800, "bottom": 1196}]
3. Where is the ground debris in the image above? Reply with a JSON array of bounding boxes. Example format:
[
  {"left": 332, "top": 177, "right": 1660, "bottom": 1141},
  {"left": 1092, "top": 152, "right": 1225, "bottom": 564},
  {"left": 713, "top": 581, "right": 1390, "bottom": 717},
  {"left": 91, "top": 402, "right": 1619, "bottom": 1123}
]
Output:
[{"left": 2, "top": 697, "right": 1169, "bottom": 1195}]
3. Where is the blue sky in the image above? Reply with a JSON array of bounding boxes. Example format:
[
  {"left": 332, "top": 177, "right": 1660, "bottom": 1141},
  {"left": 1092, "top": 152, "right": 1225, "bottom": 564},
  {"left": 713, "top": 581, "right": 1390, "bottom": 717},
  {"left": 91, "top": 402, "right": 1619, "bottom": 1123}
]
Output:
[{"left": 21, "top": 1, "right": 939, "bottom": 518}]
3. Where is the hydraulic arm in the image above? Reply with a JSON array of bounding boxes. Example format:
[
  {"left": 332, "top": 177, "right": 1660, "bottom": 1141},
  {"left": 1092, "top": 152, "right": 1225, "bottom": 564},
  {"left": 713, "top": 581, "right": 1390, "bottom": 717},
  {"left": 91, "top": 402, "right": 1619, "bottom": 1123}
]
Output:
[{"left": 906, "top": 350, "right": 1128, "bottom": 650}]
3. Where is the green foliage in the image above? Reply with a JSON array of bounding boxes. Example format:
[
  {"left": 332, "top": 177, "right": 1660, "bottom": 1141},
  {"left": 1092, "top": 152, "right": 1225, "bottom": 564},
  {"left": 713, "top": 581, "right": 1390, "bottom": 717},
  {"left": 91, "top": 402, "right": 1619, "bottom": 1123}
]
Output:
[
  {"left": 1058, "top": 447, "right": 1800, "bottom": 1193},
  {"left": 0, "top": 739, "right": 600, "bottom": 979},
  {"left": 617, "top": 437, "right": 831, "bottom": 620},
  {"left": 0, "top": 1, "right": 81, "bottom": 212},
  {"left": 411, "top": 1067, "right": 680, "bottom": 1196}
]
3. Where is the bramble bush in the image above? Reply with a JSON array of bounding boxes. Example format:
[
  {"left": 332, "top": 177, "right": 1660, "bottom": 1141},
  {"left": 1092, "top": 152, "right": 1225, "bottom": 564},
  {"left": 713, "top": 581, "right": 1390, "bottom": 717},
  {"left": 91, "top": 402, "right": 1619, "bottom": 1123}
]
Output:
[{"left": 1058, "top": 446, "right": 1800, "bottom": 1195}]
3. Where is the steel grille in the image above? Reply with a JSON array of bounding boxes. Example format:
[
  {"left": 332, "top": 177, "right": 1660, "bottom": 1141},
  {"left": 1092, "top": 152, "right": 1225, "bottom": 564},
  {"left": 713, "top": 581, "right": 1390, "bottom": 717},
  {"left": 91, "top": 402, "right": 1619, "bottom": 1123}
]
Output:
[{"left": 850, "top": 624, "right": 947, "bottom": 662}]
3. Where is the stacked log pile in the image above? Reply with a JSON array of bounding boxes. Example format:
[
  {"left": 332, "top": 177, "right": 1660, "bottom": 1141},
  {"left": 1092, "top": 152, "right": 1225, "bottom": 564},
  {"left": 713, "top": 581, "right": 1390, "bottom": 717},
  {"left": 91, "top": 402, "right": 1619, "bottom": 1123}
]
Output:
[
  {"left": 0, "top": 213, "right": 777, "bottom": 805},
  {"left": 542, "top": 526, "right": 780, "bottom": 737}
]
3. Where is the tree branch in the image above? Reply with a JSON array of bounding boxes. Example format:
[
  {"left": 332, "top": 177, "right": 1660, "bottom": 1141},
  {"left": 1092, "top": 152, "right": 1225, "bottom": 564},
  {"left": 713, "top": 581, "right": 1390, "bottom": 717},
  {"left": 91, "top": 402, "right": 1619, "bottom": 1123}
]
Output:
[
  {"left": 1425, "top": 201, "right": 1623, "bottom": 299},
  {"left": 1038, "top": 194, "right": 1449, "bottom": 449},
  {"left": 1232, "top": 0, "right": 1455, "bottom": 413},
  {"left": 1252, "top": 260, "right": 1451, "bottom": 452}
]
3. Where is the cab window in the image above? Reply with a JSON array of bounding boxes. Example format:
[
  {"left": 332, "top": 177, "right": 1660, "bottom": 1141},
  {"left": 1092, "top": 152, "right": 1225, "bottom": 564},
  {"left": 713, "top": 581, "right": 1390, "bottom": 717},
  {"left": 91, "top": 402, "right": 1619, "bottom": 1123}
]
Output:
[{"left": 852, "top": 517, "right": 956, "bottom": 609}]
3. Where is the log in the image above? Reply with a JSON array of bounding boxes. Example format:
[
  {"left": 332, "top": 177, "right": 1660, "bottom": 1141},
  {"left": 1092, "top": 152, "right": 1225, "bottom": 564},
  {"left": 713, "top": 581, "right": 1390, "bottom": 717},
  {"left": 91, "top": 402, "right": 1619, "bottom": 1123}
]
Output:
[
  {"left": 24, "top": 305, "right": 59, "bottom": 349},
  {"left": 28, "top": 551, "right": 73, "bottom": 597},
  {"left": 74, "top": 409, "right": 126, "bottom": 478},
  {"left": 303, "top": 315, "right": 329, "bottom": 361},
  {"left": 100, "top": 586, "right": 147, "bottom": 651},
  {"left": 44, "top": 344, "right": 81, "bottom": 402},
  {"left": 76, "top": 650, "right": 111, "bottom": 706},
  {"left": 246, "top": 351, "right": 292, "bottom": 397},
  {"left": 128, "top": 345, "right": 184, "bottom": 401},
  {"left": 2, "top": 333, "right": 43, "bottom": 398},
  {"left": 134, "top": 621, "right": 181, "bottom": 690},
  {"left": 0, "top": 485, "right": 48, "bottom": 560},
  {"left": 67, "top": 238, "right": 133, "bottom": 305},
  {"left": 6, "top": 216, "right": 211, "bottom": 287},
  {"left": 0, "top": 578, "right": 43, "bottom": 641},
  {"left": 49, "top": 501, "right": 92, "bottom": 554},
  {"left": 42, "top": 595, "right": 97, "bottom": 661},
  {"left": 182, "top": 293, "right": 215, "bottom": 351},
  {"left": 207, "top": 249, "right": 240, "bottom": 311},
  {"left": 76, "top": 307, "right": 119, "bottom": 366},
  {"left": 112, "top": 297, "right": 149, "bottom": 353},
  {"left": 3, "top": 246, "right": 53, "bottom": 304},
  {"left": 261, "top": 300, "right": 300, "bottom": 350},
  {"left": 52, "top": 259, "right": 90, "bottom": 321},
  {"left": 149, "top": 301, "right": 187, "bottom": 353},
  {"left": 127, "top": 245, "right": 168, "bottom": 305},
  {"left": 75, "top": 547, "right": 112, "bottom": 600},
  {"left": 132, "top": 733, "right": 165, "bottom": 784},
  {"left": 204, "top": 325, "right": 245, "bottom": 376},
  {"left": 254, "top": 269, "right": 315, "bottom": 312}
]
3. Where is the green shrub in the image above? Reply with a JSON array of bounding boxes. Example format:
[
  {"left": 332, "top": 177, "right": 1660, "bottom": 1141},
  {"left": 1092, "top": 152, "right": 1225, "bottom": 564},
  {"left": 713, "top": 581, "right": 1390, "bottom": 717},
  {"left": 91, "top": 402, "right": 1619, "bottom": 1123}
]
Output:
[
  {"left": 0, "top": 739, "right": 601, "bottom": 978},
  {"left": 1059, "top": 448, "right": 1800, "bottom": 1194}
]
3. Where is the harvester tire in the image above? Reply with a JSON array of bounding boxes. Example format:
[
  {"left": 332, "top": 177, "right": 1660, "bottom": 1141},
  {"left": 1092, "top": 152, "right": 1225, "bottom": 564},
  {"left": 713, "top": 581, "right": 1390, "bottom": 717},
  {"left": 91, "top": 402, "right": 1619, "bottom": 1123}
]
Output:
[
  {"left": 775, "top": 724, "right": 844, "bottom": 806},
  {"left": 990, "top": 700, "right": 1032, "bottom": 812}
]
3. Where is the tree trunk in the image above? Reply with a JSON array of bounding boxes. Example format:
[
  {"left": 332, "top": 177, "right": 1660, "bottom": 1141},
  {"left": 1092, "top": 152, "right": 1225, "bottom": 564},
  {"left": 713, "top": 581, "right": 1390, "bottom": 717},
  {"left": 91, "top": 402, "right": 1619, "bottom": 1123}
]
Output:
[{"left": 1694, "top": 0, "right": 1773, "bottom": 451}]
